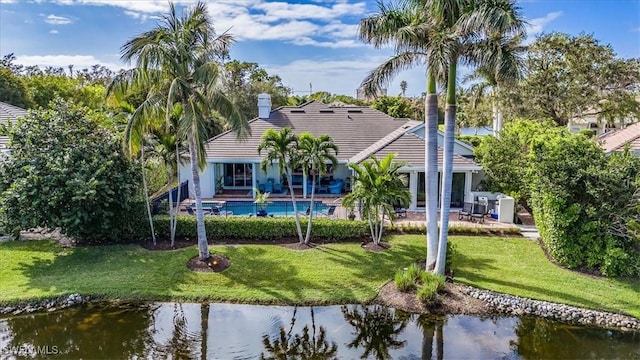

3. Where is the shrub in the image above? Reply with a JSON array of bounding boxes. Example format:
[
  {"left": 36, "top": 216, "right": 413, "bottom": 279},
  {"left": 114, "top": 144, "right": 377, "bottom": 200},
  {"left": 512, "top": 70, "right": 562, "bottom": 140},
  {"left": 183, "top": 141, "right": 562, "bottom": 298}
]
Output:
[
  {"left": 416, "top": 273, "right": 445, "bottom": 304},
  {"left": 139, "top": 215, "right": 370, "bottom": 242},
  {"left": 394, "top": 271, "right": 415, "bottom": 292}
]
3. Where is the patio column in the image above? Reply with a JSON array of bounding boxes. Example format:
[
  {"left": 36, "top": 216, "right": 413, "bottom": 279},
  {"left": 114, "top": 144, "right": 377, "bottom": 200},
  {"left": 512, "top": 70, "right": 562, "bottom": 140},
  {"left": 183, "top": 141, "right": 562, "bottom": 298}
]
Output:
[
  {"left": 409, "top": 171, "right": 418, "bottom": 210},
  {"left": 212, "top": 164, "right": 217, "bottom": 195},
  {"left": 252, "top": 164, "right": 257, "bottom": 199},
  {"left": 464, "top": 171, "right": 473, "bottom": 202}
]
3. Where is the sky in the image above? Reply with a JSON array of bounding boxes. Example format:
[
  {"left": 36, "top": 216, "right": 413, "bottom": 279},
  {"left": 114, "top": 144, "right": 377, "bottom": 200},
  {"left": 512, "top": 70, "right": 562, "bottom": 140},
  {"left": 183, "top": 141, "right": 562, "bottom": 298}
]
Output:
[{"left": 0, "top": 0, "right": 639, "bottom": 98}]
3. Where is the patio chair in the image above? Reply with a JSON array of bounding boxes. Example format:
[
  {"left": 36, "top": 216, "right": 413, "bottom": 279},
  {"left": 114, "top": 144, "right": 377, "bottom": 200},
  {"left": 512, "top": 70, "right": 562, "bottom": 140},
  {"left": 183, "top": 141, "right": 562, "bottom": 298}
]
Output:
[
  {"left": 274, "top": 183, "right": 283, "bottom": 193},
  {"left": 393, "top": 203, "right": 407, "bottom": 218},
  {"left": 211, "top": 207, "right": 233, "bottom": 216},
  {"left": 298, "top": 207, "right": 311, "bottom": 217},
  {"left": 457, "top": 202, "right": 474, "bottom": 220},
  {"left": 470, "top": 203, "right": 486, "bottom": 223},
  {"left": 264, "top": 181, "right": 273, "bottom": 193}
]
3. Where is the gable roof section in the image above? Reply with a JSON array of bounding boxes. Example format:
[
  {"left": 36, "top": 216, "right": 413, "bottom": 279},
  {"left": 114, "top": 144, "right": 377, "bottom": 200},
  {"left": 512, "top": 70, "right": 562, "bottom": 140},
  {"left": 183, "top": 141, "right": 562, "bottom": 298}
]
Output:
[
  {"left": 352, "top": 131, "right": 481, "bottom": 170},
  {"left": 599, "top": 122, "right": 640, "bottom": 153},
  {"left": 0, "top": 102, "right": 28, "bottom": 149},
  {"left": 203, "top": 101, "right": 414, "bottom": 161}
]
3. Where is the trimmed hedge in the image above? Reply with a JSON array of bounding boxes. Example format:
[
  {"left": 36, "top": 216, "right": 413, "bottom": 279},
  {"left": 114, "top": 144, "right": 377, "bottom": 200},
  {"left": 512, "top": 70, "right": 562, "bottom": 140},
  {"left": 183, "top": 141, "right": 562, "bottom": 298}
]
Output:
[
  {"left": 144, "top": 215, "right": 370, "bottom": 242},
  {"left": 387, "top": 222, "right": 521, "bottom": 237}
]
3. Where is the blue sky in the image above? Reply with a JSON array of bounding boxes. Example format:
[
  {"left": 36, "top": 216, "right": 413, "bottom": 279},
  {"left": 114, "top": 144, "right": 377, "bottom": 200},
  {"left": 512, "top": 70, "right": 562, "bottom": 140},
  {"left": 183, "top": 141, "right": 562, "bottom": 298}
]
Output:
[{"left": 1, "top": 0, "right": 638, "bottom": 98}]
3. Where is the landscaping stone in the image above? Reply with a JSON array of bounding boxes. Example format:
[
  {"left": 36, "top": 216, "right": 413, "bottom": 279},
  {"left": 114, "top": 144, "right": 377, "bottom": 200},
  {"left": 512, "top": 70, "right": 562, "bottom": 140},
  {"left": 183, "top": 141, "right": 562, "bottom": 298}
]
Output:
[
  {"left": 0, "top": 294, "right": 87, "bottom": 316},
  {"left": 461, "top": 286, "right": 640, "bottom": 331}
]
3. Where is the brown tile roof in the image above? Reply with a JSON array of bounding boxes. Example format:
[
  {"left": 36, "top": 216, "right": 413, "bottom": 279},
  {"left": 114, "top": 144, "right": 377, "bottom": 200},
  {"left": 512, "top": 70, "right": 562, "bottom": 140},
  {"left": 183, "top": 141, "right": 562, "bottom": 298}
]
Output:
[
  {"left": 599, "top": 122, "right": 640, "bottom": 153},
  {"left": 360, "top": 131, "right": 481, "bottom": 169},
  {"left": 203, "top": 101, "right": 414, "bottom": 161}
]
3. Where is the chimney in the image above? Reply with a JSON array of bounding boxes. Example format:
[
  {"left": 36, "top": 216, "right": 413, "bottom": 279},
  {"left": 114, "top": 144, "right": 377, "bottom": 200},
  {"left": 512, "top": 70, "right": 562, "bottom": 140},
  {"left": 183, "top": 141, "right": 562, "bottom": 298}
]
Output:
[{"left": 258, "top": 93, "right": 271, "bottom": 119}]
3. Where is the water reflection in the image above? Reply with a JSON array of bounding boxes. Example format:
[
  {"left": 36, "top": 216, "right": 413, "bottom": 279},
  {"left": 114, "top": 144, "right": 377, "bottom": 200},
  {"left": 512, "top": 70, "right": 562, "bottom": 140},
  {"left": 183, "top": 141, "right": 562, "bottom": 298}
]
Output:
[
  {"left": 1, "top": 303, "right": 638, "bottom": 359},
  {"left": 260, "top": 307, "right": 338, "bottom": 359}
]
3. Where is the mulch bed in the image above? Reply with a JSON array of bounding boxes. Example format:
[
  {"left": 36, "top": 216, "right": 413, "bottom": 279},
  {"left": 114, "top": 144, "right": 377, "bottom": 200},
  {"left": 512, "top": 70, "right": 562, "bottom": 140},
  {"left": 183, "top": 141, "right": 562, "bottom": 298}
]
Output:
[
  {"left": 374, "top": 281, "right": 491, "bottom": 316},
  {"left": 187, "top": 254, "right": 230, "bottom": 273},
  {"left": 361, "top": 242, "right": 391, "bottom": 252}
]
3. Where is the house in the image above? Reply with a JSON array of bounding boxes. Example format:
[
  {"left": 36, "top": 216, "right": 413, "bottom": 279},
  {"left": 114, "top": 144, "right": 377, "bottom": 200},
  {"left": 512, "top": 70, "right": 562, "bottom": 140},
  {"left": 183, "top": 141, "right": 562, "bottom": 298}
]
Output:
[
  {"left": 0, "top": 101, "right": 28, "bottom": 157},
  {"left": 179, "top": 95, "right": 485, "bottom": 211},
  {"left": 598, "top": 122, "right": 640, "bottom": 155}
]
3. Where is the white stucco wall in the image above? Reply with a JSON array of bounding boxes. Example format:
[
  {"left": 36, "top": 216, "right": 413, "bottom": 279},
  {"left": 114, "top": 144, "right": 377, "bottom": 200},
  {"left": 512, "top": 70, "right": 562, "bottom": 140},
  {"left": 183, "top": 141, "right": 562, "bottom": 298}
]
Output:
[{"left": 178, "top": 162, "right": 215, "bottom": 198}]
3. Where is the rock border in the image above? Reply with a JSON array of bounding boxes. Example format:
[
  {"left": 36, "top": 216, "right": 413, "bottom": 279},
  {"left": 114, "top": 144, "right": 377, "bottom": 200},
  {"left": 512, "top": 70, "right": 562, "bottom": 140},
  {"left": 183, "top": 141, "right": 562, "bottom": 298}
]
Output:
[
  {"left": 462, "top": 286, "right": 640, "bottom": 331},
  {"left": 1, "top": 294, "right": 87, "bottom": 316}
]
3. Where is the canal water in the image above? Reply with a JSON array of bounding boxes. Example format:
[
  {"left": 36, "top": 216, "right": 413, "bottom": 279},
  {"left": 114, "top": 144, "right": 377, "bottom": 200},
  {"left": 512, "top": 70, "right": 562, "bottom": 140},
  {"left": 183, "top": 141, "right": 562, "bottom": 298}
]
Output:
[{"left": 1, "top": 302, "right": 638, "bottom": 359}]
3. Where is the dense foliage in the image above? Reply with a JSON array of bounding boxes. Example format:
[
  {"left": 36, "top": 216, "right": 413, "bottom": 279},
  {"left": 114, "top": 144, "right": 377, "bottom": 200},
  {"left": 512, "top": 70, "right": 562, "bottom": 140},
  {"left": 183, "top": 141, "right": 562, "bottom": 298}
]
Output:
[
  {"left": 0, "top": 100, "right": 143, "bottom": 242},
  {"left": 478, "top": 120, "right": 640, "bottom": 276}
]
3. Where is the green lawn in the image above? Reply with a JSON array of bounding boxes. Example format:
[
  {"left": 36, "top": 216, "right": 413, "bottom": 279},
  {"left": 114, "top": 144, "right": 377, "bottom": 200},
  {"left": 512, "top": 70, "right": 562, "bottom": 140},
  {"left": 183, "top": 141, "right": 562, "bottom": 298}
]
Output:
[{"left": 1, "top": 235, "right": 638, "bottom": 318}]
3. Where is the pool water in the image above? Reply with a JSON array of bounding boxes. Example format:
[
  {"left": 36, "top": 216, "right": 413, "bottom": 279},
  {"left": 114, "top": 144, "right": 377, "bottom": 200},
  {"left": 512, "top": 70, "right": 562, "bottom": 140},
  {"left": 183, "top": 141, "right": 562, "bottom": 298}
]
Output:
[{"left": 199, "top": 200, "right": 331, "bottom": 217}]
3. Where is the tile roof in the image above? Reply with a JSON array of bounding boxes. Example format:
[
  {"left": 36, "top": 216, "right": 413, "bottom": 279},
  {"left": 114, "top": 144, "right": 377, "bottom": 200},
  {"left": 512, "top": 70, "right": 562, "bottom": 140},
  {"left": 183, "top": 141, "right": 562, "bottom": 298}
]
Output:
[
  {"left": 599, "top": 122, "right": 640, "bottom": 153},
  {"left": 0, "top": 101, "right": 27, "bottom": 126},
  {"left": 0, "top": 102, "right": 27, "bottom": 149},
  {"left": 203, "top": 101, "right": 415, "bottom": 161},
  {"left": 357, "top": 131, "right": 481, "bottom": 169}
]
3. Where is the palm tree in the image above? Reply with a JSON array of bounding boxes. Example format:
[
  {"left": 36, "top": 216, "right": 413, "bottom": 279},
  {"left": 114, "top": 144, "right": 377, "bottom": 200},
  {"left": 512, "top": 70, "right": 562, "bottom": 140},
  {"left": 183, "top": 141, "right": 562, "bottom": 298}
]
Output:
[
  {"left": 430, "top": 0, "right": 526, "bottom": 275},
  {"left": 297, "top": 133, "right": 338, "bottom": 244},
  {"left": 341, "top": 305, "right": 409, "bottom": 359},
  {"left": 342, "top": 153, "right": 411, "bottom": 245},
  {"left": 358, "top": 0, "right": 443, "bottom": 270},
  {"left": 258, "top": 127, "right": 304, "bottom": 243},
  {"left": 114, "top": 2, "right": 249, "bottom": 260},
  {"left": 464, "top": 33, "right": 526, "bottom": 137},
  {"left": 400, "top": 80, "right": 408, "bottom": 97}
]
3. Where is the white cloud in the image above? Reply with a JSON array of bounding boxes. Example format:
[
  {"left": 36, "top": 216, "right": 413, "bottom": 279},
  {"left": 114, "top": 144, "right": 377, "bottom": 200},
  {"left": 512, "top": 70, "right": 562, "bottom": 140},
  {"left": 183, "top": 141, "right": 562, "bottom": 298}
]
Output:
[
  {"left": 14, "top": 54, "right": 122, "bottom": 70},
  {"left": 526, "top": 11, "right": 563, "bottom": 36},
  {"left": 253, "top": 1, "right": 365, "bottom": 22},
  {"left": 291, "top": 37, "right": 364, "bottom": 48},
  {"left": 49, "top": 29, "right": 59, "bottom": 34},
  {"left": 44, "top": 14, "right": 74, "bottom": 25}
]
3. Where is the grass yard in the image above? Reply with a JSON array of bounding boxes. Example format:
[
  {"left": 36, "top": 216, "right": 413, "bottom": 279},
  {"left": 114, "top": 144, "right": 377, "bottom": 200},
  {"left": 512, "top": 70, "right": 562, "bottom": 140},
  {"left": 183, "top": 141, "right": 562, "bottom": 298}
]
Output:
[{"left": 0, "top": 235, "right": 638, "bottom": 318}]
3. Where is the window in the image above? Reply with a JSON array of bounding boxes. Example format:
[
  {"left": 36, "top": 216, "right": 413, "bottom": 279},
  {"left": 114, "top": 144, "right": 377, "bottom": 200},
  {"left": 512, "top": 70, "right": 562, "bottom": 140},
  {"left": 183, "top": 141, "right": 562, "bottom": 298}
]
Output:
[{"left": 223, "top": 163, "right": 252, "bottom": 187}]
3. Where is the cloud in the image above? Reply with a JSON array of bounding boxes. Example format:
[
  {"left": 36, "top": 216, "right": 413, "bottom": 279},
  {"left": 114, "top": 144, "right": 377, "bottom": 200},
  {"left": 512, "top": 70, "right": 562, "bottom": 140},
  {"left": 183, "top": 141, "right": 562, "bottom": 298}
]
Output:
[
  {"left": 14, "top": 54, "right": 122, "bottom": 70},
  {"left": 526, "top": 11, "right": 563, "bottom": 35},
  {"left": 291, "top": 37, "right": 365, "bottom": 48},
  {"left": 49, "top": 29, "right": 59, "bottom": 34},
  {"left": 253, "top": 1, "right": 366, "bottom": 22},
  {"left": 44, "top": 14, "right": 74, "bottom": 25},
  {"left": 631, "top": 27, "right": 640, "bottom": 32}
]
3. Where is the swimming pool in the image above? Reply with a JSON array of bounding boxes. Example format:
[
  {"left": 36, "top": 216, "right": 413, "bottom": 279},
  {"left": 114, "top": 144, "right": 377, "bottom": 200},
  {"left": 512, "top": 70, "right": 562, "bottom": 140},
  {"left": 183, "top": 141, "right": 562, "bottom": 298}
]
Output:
[{"left": 196, "top": 200, "right": 331, "bottom": 217}]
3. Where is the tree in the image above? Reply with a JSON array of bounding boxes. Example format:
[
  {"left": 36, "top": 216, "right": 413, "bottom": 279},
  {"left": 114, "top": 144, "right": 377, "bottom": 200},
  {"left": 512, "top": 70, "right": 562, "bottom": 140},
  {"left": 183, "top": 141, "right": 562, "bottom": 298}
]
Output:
[
  {"left": 474, "top": 119, "right": 558, "bottom": 210},
  {"left": 0, "top": 67, "right": 33, "bottom": 108},
  {"left": 258, "top": 127, "right": 305, "bottom": 243},
  {"left": 341, "top": 305, "right": 409, "bottom": 359},
  {"left": 222, "top": 60, "right": 290, "bottom": 120},
  {"left": 0, "top": 100, "right": 142, "bottom": 242},
  {"left": 501, "top": 33, "right": 640, "bottom": 126},
  {"left": 418, "top": 0, "right": 526, "bottom": 276},
  {"left": 24, "top": 73, "right": 106, "bottom": 110},
  {"left": 371, "top": 96, "right": 415, "bottom": 118},
  {"left": 115, "top": 1, "right": 249, "bottom": 260},
  {"left": 342, "top": 153, "right": 411, "bottom": 245},
  {"left": 298, "top": 133, "right": 338, "bottom": 244},
  {"left": 358, "top": 0, "right": 441, "bottom": 271},
  {"left": 400, "top": 80, "right": 407, "bottom": 97}
]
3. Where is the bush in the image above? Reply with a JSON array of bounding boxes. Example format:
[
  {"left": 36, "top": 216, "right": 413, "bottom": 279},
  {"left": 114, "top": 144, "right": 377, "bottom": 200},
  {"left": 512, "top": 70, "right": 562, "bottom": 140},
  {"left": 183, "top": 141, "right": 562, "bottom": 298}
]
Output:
[
  {"left": 416, "top": 273, "right": 445, "bottom": 304},
  {"left": 139, "top": 215, "right": 370, "bottom": 242}
]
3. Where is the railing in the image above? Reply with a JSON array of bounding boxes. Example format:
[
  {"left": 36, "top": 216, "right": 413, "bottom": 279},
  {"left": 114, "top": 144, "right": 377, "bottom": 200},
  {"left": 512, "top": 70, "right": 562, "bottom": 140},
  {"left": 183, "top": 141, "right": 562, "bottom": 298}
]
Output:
[
  {"left": 188, "top": 200, "right": 355, "bottom": 220},
  {"left": 151, "top": 181, "right": 189, "bottom": 215}
]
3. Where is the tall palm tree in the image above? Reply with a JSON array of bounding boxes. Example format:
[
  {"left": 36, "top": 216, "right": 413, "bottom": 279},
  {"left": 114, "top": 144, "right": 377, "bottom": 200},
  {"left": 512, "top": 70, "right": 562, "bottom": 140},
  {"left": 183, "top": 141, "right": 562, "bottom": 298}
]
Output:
[
  {"left": 359, "top": 0, "right": 444, "bottom": 270},
  {"left": 297, "top": 133, "right": 338, "bottom": 245},
  {"left": 258, "top": 127, "right": 304, "bottom": 243},
  {"left": 114, "top": 2, "right": 249, "bottom": 260},
  {"left": 342, "top": 153, "right": 411, "bottom": 245},
  {"left": 400, "top": 80, "right": 408, "bottom": 97},
  {"left": 431, "top": 0, "right": 526, "bottom": 275}
]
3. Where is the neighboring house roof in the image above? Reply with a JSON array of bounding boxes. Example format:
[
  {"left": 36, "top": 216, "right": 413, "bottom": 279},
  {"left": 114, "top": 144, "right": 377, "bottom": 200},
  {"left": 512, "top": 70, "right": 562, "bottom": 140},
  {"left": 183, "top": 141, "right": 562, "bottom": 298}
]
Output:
[
  {"left": 353, "top": 131, "right": 481, "bottom": 170},
  {"left": 203, "top": 101, "right": 414, "bottom": 161},
  {"left": 0, "top": 101, "right": 28, "bottom": 150},
  {"left": 599, "top": 122, "right": 640, "bottom": 153}
]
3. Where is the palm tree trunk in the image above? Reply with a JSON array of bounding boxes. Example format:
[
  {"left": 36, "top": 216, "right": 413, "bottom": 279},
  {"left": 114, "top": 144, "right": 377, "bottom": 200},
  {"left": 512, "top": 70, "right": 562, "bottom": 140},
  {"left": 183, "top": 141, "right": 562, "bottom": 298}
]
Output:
[
  {"left": 435, "top": 61, "right": 457, "bottom": 276},
  {"left": 377, "top": 207, "right": 386, "bottom": 244},
  {"left": 141, "top": 146, "right": 156, "bottom": 245},
  {"left": 167, "top": 167, "right": 175, "bottom": 247},
  {"left": 189, "top": 137, "right": 209, "bottom": 260},
  {"left": 200, "top": 302, "right": 209, "bottom": 360},
  {"left": 285, "top": 168, "right": 304, "bottom": 243},
  {"left": 425, "top": 73, "right": 439, "bottom": 271},
  {"left": 304, "top": 171, "right": 316, "bottom": 244},
  {"left": 171, "top": 142, "right": 180, "bottom": 245}
]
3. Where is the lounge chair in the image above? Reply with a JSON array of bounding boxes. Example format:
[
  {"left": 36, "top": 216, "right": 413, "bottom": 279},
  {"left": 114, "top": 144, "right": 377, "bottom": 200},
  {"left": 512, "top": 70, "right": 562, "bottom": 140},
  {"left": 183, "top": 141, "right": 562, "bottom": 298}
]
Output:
[
  {"left": 319, "top": 205, "right": 337, "bottom": 218},
  {"left": 457, "top": 202, "right": 474, "bottom": 220},
  {"left": 187, "top": 206, "right": 212, "bottom": 215},
  {"left": 298, "top": 207, "right": 311, "bottom": 217},
  {"left": 211, "top": 207, "right": 232, "bottom": 216}
]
